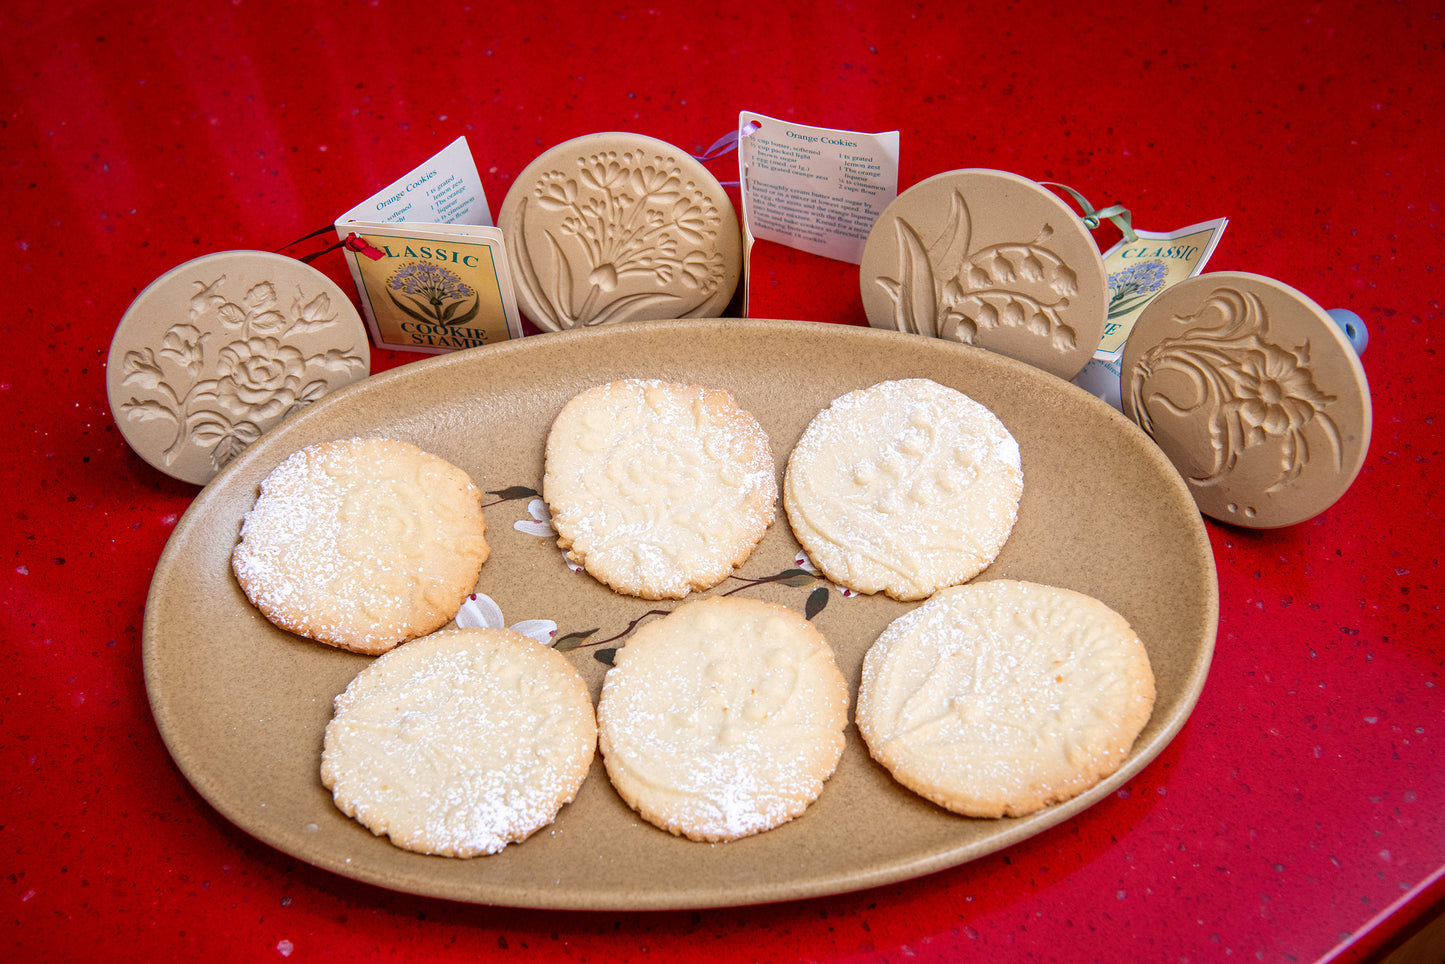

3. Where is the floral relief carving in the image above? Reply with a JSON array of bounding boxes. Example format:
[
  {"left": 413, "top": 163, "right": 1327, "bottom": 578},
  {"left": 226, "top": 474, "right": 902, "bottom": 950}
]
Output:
[
  {"left": 1126, "top": 287, "right": 1342, "bottom": 493},
  {"left": 508, "top": 150, "right": 729, "bottom": 330},
  {"left": 116, "top": 275, "right": 368, "bottom": 475},
  {"left": 875, "top": 190, "right": 1082, "bottom": 352}
]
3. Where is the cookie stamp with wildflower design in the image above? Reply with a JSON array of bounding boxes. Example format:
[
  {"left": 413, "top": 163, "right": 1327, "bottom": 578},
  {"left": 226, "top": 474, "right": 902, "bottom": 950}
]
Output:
[
  {"left": 859, "top": 169, "right": 1107, "bottom": 381},
  {"left": 498, "top": 133, "right": 742, "bottom": 331},
  {"left": 1121, "top": 272, "right": 1371, "bottom": 528},
  {"left": 106, "top": 251, "right": 370, "bottom": 485}
]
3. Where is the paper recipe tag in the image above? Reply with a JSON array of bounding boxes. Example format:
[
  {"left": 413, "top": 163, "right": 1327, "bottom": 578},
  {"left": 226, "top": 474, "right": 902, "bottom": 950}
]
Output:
[
  {"left": 336, "top": 137, "right": 522, "bottom": 353},
  {"left": 1072, "top": 217, "right": 1228, "bottom": 408},
  {"left": 737, "top": 112, "right": 900, "bottom": 314}
]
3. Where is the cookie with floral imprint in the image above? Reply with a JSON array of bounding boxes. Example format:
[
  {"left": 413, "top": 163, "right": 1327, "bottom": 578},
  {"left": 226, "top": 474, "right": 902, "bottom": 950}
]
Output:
[
  {"left": 322, "top": 627, "right": 596, "bottom": 857},
  {"left": 784, "top": 378, "right": 1022, "bottom": 601},
  {"left": 106, "top": 251, "right": 371, "bottom": 485},
  {"left": 1120, "top": 271, "right": 1371, "bottom": 528},
  {"left": 859, "top": 169, "right": 1107, "bottom": 381},
  {"left": 543, "top": 379, "right": 777, "bottom": 600},
  {"left": 597, "top": 596, "right": 848, "bottom": 842},
  {"left": 497, "top": 132, "right": 742, "bottom": 331},
  {"left": 856, "top": 580, "right": 1155, "bottom": 819}
]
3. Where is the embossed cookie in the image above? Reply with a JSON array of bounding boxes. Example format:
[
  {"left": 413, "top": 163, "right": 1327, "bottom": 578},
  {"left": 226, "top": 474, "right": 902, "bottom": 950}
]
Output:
[
  {"left": 783, "top": 378, "right": 1022, "bottom": 601},
  {"left": 856, "top": 580, "right": 1156, "bottom": 819},
  {"left": 543, "top": 379, "right": 777, "bottom": 599},
  {"left": 321, "top": 628, "right": 596, "bottom": 857},
  {"left": 597, "top": 597, "right": 848, "bottom": 842},
  {"left": 232, "top": 437, "right": 490, "bottom": 654}
]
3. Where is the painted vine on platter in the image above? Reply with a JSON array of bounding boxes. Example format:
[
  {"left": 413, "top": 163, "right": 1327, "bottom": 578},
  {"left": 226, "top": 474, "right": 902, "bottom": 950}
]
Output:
[{"left": 481, "top": 486, "right": 846, "bottom": 664}]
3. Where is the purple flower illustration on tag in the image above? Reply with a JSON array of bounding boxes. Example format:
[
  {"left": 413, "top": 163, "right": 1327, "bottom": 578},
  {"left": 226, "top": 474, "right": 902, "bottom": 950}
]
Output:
[
  {"left": 1107, "top": 260, "right": 1168, "bottom": 318},
  {"left": 386, "top": 261, "right": 480, "bottom": 328}
]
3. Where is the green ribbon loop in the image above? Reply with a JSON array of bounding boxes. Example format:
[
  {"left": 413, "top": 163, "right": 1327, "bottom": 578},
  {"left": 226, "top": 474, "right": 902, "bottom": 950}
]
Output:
[{"left": 1041, "top": 182, "right": 1139, "bottom": 243}]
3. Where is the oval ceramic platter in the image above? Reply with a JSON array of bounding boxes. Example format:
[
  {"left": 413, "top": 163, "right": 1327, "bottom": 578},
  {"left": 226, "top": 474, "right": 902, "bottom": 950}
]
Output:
[{"left": 143, "top": 318, "right": 1218, "bottom": 911}]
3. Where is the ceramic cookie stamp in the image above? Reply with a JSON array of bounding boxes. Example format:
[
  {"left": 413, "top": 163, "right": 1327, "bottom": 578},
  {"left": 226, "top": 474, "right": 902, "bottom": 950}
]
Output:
[
  {"left": 106, "top": 251, "right": 370, "bottom": 485},
  {"left": 498, "top": 132, "right": 742, "bottom": 331},
  {"left": 1121, "top": 272, "right": 1371, "bottom": 528},
  {"left": 859, "top": 169, "right": 1108, "bottom": 381}
]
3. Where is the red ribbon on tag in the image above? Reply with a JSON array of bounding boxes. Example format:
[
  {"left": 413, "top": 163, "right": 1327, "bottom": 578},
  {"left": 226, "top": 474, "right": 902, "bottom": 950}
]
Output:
[{"left": 342, "top": 233, "right": 387, "bottom": 261}]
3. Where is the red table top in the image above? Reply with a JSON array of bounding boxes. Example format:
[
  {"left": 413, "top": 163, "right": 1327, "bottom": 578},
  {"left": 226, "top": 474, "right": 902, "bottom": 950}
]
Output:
[{"left": 4, "top": 1, "right": 1441, "bottom": 960}]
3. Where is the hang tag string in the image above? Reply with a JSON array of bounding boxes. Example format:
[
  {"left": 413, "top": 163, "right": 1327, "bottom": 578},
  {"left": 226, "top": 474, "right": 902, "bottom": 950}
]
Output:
[
  {"left": 692, "top": 120, "right": 760, "bottom": 188},
  {"left": 279, "top": 226, "right": 386, "bottom": 263},
  {"left": 1041, "top": 182, "right": 1138, "bottom": 243}
]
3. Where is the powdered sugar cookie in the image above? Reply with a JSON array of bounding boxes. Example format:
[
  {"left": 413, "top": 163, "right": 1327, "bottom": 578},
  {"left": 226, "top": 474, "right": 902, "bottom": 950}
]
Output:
[
  {"left": 597, "top": 597, "right": 848, "bottom": 842},
  {"left": 543, "top": 379, "right": 776, "bottom": 599},
  {"left": 232, "top": 437, "right": 489, "bottom": 654},
  {"left": 321, "top": 628, "right": 596, "bottom": 857},
  {"left": 784, "top": 378, "right": 1022, "bottom": 601},
  {"left": 856, "top": 580, "right": 1155, "bottom": 818}
]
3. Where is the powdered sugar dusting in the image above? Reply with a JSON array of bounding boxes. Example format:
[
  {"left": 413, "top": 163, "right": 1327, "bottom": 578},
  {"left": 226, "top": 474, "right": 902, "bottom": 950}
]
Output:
[
  {"left": 543, "top": 380, "right": 777, "bottom": 599},
  {"left": 231, "top": 438, "right": 489, "bottom": 654},
  {"left": 856, "top": 580, "right": 1155, "bottom": 818},
  {"left": 321, "top": 628, "right": 596, "bottom": 857},
  {"left": 597, "top": 597, "right": 847, "bottom": 842},
  {"left": 783, "top": 379, "right": 1022, "bottom": 601}
]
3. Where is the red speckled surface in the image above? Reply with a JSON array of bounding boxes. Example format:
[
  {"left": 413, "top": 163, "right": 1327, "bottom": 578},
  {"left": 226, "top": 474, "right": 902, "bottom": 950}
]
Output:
[{"left": 2, "top": 1, "right": 1441, "bottom": 961}]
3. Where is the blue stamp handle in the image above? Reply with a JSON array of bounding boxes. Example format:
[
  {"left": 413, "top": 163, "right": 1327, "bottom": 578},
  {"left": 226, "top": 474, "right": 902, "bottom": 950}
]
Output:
[{"left": 1327, "top": 309, "right": 1369, "bottom": 356}]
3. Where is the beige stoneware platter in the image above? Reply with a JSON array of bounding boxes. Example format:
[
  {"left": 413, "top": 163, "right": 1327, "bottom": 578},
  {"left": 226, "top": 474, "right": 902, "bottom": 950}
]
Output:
[{"left": 143, "top": 318, "right": 1218, "bottom": 910}]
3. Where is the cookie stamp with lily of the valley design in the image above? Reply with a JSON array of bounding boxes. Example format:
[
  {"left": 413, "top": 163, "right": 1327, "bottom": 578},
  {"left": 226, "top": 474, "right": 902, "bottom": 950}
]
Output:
[
  {"left": 859, "top": 169, "right": 1108, "bottom": 381},
  {"left": 1121, "top": 272, "right": 1371, "bottom": 528},
  {"left": 498, "top": 133, "right": 742, "bottom": 331},
  {"left": 106, "top": 250, "right": 370, "bottom": 485}
]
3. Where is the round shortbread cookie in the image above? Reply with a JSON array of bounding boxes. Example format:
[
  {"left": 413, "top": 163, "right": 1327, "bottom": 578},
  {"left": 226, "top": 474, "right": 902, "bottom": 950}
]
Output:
[
  {"left": 232, "top": 437, "right": 490, "bottom": 654},
  {"left": 597, "top": 596, "right": 848, "bottom": 842},
  {"left": 856, "top": 580, "right": 1156, "bottom": 819},
  {"left": 783, "top": 378, "right": 1023, "bottom": 601},
  {"left": 321, "top": 628, "right": 597, "bottom": 857},
  {"left": 542, "top": 379, "right": 777, "bottom": 599}
]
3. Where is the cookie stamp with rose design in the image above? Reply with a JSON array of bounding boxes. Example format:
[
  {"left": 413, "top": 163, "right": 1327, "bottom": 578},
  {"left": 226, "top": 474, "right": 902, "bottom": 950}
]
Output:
[{"left": 106, "top": 251, "right": 370, "bottom": 484}]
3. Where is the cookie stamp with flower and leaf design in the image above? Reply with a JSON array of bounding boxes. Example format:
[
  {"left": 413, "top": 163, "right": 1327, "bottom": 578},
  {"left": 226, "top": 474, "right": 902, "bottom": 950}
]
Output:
[{"left": 1121, "top": 272, "right": 1371, "bottom": 528}]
